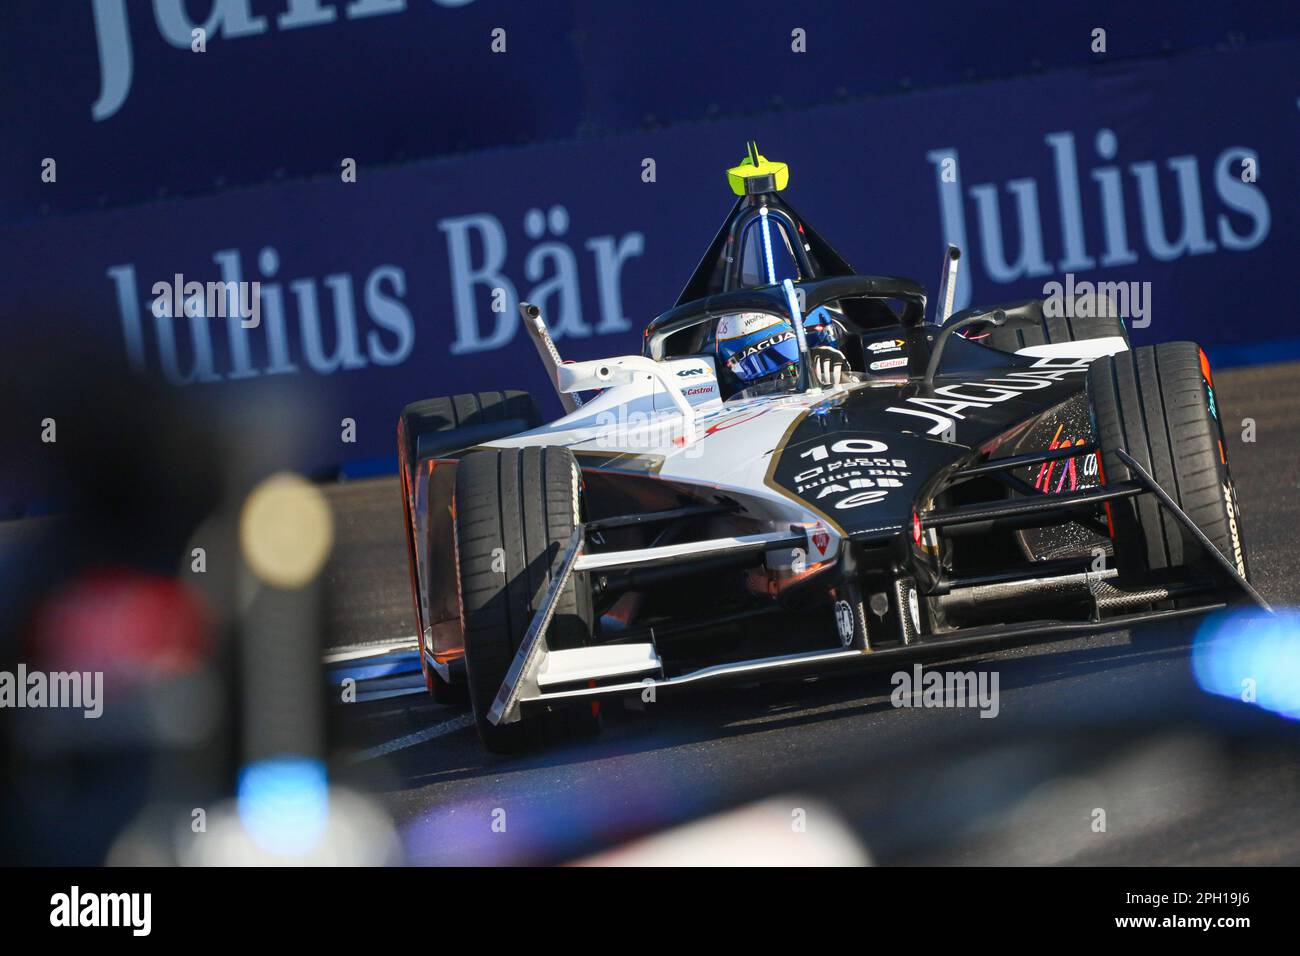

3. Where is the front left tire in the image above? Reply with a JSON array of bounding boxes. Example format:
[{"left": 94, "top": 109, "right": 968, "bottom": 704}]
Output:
[{"left": 398, "top": 391, "right": 540, "bottom": 706}]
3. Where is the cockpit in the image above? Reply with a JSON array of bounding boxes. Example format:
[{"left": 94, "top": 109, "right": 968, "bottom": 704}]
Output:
[
  {"left": 650, "top": 143, "right": 927, "bottom": 399},
  {"left": 644, "top": 276, "right": 929, "bottom": 399}
]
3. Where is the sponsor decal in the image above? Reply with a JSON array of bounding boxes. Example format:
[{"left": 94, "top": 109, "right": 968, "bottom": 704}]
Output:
[
  {"left": 765, "top": 424, "right": 907, "bottom": 532},
  {"left": 886, "top": 356, "right": 1093, "bottom": 436},
  {"left": 790, "top": 521, "right": 838, "bottom": 564},
  {"left": 869, "top": 356, "right": 908, "bottom": 372},
  {"left": 907, "top": 587, "right": 922, "bottom": 634},
  {"left": 1032, "top": 424, "right": 1092, "bottom": 493},
  {"left": 834, "top": 600, "right": 855, "bottom": 647},
  {"left": 1224, "top": 482, "right": 1246, "bottom": 575},
  {"left": 797, "top": 468, "right": 908, "bottom": 497},
  {"left": 833, "top": 490, "right": 889, "bottom": 509},
  {"left": 866, "top": 338, "right": 905, "bottom": 353},
  {"left": 676, "top": 378, "right": 720, "bottom": 408},
  {"left": 724, "top": 329, "right": 795, "bottom": 373},
  {"left": 717, "top": 311, "right": 786, "bottom": 340},
  {"left": 805, "top": 477, "right": 902, "bottom": 502},
  {"left": 787, "top": 438, "right": 910, "bottom": 510}
]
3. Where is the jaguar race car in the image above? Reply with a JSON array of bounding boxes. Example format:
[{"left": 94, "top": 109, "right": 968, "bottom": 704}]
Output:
[{"left": 398, "top": 143, "right": 1264, "bottom": 753}]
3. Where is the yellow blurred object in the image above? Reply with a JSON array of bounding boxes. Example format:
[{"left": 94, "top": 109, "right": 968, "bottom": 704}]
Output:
[{"left": 239, "top": 472, "right": 334, "bottom": 589}]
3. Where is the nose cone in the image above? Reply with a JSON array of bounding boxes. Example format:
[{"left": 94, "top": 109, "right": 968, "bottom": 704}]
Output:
[{"left": 767, "top": 427, "right": 969, "bottom": 538}]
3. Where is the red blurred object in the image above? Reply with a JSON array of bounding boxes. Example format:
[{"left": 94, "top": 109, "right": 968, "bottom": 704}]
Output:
[{"left": 26, "top": 568, "right": 211, "bottom": 685}]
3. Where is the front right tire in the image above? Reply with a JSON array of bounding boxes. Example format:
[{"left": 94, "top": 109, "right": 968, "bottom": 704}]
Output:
[{"left": 1086, "top": 342, "right": 1248, "bottom": 585}]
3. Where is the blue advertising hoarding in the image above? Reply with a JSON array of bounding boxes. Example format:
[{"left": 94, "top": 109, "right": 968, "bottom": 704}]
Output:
[
  {"left": 5, "top": 0, "right": 1298, "bottom": 221},
  {"left": 2, "top": 35, "right": 1295, "bottom": 506}
]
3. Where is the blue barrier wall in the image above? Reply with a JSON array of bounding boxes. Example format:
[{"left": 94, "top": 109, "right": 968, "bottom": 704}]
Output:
[
  {"left": 1, "top": 8, "right": 1296, "bottom": 505},
  {"left": 5, "top": 1, "right": 1298, "bottom": 220}
]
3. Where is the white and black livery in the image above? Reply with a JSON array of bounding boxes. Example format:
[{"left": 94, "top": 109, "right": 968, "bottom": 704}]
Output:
[{"left": 397, "top": 144, "right": 1262, "bottom": 753}]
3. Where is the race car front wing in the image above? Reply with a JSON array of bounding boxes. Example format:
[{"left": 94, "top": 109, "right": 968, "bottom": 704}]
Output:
[{"left": 482, "top": 445, "right": 1269, "bottom": 726}]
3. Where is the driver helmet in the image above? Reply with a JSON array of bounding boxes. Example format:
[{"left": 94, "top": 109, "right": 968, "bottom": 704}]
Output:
[{"left": 715, "top": 307, "right": 840, "bottom": 387}]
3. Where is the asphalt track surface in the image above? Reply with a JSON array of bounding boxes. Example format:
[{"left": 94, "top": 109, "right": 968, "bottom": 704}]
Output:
[{"left": 326, "top": 362, "right": 1300, "bottom": 865}]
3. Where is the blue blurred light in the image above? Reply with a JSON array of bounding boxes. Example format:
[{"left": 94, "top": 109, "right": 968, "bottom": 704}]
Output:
[
  {"left": 1192, "top": 608, "right": 1300, "bottom": 720},
  {"left": 237, "top": 756, "right": 329, "bottom": 856}
]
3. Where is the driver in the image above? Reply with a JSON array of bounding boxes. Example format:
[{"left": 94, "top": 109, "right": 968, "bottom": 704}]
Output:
[{"left": 715, "top": 307, "right": 850, "bottom": 395}]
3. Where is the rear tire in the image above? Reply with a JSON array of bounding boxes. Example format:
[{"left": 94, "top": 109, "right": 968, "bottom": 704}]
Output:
[
  {"left": 453, "top": 446, "right": 598, "bottom": 754},
  {"left": 1086, "top": 342, "right": 1248, "bottom": 585}
]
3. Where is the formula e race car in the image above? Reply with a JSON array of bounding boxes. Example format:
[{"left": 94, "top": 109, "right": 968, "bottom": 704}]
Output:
[{"left": 397, "top": 143, "right": 1264, "bottom": 753}]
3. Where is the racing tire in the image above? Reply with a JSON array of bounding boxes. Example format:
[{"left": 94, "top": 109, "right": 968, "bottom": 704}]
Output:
[
  {"left": 453, "top": 446, "right": 599, "bottom": 754},
  {"left": 981, "top": 296, "right": 1128, "bottom": 353},
  {"left": 400, "top": 391, "right": 539, "bottom": 464},
  {"left": 398, "top": 391, "right": 540, "bottom": 708},
  {"left": 1086, "top": 342, "right": 1248, "bottom": 586}
]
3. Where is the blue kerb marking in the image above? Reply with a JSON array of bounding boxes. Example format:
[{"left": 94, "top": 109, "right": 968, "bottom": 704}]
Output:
[{"left": 329, "top": 653, "right": 423, "bottom": 685}]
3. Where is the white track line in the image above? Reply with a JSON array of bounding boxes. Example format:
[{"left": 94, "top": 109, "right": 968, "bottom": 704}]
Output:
[
  {"left": 355, "top": 684, "right": 427, "bottom": 704},
  {"left": 346, "top": 712, "right": 475, "bottom": 764}
]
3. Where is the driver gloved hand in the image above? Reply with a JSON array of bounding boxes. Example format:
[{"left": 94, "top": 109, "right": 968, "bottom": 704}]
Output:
[{"left": 809, "top": 346, "right": 850, "bottom": 386}]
